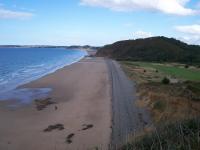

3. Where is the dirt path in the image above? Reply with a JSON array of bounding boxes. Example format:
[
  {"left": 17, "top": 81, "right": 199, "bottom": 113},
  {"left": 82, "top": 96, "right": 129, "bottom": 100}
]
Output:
[{"left": 106, "top": 59, "right": 151, "bottom": 148}]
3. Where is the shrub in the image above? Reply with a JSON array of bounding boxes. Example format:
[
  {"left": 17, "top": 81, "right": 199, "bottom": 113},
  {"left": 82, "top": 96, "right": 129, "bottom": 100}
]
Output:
[
  {"left": 153, "top": 100, "right": 166, "bottom": 112},
  {"left": 162, "top": 77, "right": 170, "bottom": 84},
  {"left": 186, "top": 82, "right": 200, "bottom": 101},
  {"left": 185, "top": 65, "right": 189, "bottom": 68}
]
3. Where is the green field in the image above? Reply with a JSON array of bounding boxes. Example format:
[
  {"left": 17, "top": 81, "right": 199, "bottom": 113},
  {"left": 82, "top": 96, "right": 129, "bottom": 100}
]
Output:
[{"left": 123, "top": 61, "right": 200, "bottom": 81}]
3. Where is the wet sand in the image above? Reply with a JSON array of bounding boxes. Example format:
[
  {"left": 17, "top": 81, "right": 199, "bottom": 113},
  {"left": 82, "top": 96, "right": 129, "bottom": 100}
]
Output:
[{"left": 0, "top": 57, "right": 111, "bottom": 150}]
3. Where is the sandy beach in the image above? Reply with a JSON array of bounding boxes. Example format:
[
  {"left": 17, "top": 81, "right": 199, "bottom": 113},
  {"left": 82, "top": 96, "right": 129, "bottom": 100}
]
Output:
[{"left": 0, "top": 57, "right": 111, "bottom": 150}]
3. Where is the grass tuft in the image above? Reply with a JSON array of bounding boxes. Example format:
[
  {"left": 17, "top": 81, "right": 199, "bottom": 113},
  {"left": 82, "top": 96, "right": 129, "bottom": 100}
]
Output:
[
  {"left": 121, "top": 118, "right": 200, "bottom": 150},
  {"left": 153, "top": 100, "right": 166, "bottom": 112},
  {"left": 162, "top": 77, "right": 170, "bottom": 84}
]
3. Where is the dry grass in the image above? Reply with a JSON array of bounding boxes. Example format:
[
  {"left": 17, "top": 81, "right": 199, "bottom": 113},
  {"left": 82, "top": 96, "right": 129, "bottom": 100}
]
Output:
[
  {"left": 120, "top": 61, "right": 200, "bottom": 150},
  {"left": 121, "top": 118, "right": 200, "bottom": 150},
  {"left": 137, "top": 83, "right": 200, "bottom": 123},
  {"left": 121, "top": 61, "right": 200, "bottom": 123}
]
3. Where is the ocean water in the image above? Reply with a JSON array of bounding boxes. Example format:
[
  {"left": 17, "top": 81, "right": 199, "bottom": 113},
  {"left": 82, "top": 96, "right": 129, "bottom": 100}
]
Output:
[{"left": 0, "top": 48, "right": 87, "bottom": 102}]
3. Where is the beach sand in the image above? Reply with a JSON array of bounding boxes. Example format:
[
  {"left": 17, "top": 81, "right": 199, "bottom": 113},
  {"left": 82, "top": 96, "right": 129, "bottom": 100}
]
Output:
[{"left": 0, "top": 57, "right": 111, "bottom": 150}]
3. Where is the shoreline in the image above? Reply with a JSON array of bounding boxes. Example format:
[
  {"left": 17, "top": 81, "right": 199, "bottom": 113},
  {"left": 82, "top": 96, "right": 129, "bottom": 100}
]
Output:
[
  {"left": 0, "top": 49, "right": 88, "bottom": 100},
  {"left": 0, "top": 57, "right": 112, "bottom": 150}
]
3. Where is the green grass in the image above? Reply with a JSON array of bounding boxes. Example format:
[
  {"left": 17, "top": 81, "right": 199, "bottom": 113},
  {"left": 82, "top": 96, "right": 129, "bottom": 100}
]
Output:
[
  {"left": 123, "top": 61, "right": 200, "bottom": 81},
  {"left": 122, "top": 118, "right": 200, "bottom": 150}
]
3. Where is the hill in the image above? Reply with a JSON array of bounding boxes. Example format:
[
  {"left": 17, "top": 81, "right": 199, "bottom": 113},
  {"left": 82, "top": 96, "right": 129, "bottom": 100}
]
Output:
[{"left": 96, "top": 36, "right": 200, "bottom": 64}]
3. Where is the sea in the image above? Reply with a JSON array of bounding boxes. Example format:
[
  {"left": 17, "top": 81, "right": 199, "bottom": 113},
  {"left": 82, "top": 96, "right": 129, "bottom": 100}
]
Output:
[{"left": 0, "top": 48, "right": 87, "bottom": 103}]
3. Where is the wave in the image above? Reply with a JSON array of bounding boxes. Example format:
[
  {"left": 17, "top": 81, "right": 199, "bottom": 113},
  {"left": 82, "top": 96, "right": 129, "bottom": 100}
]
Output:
[{"left": 0, "top": 48, "right": 87, "bottom": 95}]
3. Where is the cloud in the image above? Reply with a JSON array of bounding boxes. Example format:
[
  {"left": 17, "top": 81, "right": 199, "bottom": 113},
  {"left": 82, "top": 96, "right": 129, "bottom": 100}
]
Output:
[
  {"left": 80, "top": 0, "right": 198, "bottom": 15},
  {"left": 175, "top": 24, "right": 200, "bottom": 45},
  {"left": 133, "top": 30, "right": 153, "bottom": 39},
  {"left": 179, "top": 35, "right": 200, "bottom": 45},
  {"left": 175, "top": 24, "right": 200, "bottom": 34},
  {"left": 0, "top": 7, "right": 34, "bottom": 19}
]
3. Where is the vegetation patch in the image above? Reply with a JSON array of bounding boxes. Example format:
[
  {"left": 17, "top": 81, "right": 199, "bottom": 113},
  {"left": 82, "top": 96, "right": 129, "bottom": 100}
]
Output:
[
  {"left": 153, "top": 100, "right": 166, "bottom": 112},
  {"left": 185, "top": 82, "right": 200, "bottom": 102},
  {"left": 121, "top": 61, "right": 200, "bottom": 149},
  {"left": 123, "top": 61, "right": 200, "bottom": 82},
  {"left": 34, "top": 98, "right": 56, "bottom": 111},
  {"left": 97, "top": 37, "right": 200, "bottom": 65},
  {"left": 162, "top": 77, "right": 170, "bottom": 84},
  {"left": 81, "top": 124, "right": 94, "bottom": 131},
  {"left": 66, "top": 133, "right": 75, "bottom": 144},
  {"left": 121, "top": 61, "right": 200, "bottom": 122},
  {"left": 138, "top": 83, "right": 200, "bottom": 123},
  {"left": 121, "top": 118, "right": 200, "bottom": 150},
  {"left": 186, "top": 82, "right": 200, "bottom": 94},
  {"left": 43, "top": 124, "right": 64, "bottom": 132}
]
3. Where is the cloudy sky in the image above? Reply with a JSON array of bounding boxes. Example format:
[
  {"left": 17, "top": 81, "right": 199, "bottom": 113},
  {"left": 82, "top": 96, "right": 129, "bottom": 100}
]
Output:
[{"left": 0, "top": 0, "right": 199, "bottom": 46}]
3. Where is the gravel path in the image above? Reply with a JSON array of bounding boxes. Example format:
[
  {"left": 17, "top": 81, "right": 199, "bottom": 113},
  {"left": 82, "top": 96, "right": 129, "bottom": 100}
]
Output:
[{"left": 106, "top": 59, "right": 151, "bottom": 148}]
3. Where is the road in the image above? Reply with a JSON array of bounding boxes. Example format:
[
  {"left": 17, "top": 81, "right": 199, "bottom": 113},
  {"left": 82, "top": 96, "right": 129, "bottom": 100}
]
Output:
[{"left": 106, "top": 59, "right": 151, "bottom": 148}]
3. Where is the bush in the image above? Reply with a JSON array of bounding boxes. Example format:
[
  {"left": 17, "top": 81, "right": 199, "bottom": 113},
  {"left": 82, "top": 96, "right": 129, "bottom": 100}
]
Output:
[
  {"left": 121, "top": 118, "right": 200, "bottom": 150},
  {"left": 186, "top": 82, "right": 200, "bottom": 101},
  {"left": 162, "top": 77, "right": 170, "bottom": 84},
  {"left": 153, "top": 100, "right": 166, "bottom": 112},
  {"left": 185, "top": 65, "right": 189, "bottom": 68}
]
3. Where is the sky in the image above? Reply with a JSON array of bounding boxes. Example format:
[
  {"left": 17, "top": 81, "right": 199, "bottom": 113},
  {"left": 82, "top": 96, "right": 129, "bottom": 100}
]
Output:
[{"left": 0, "top": 0, "right": 199, "bottom": 46}]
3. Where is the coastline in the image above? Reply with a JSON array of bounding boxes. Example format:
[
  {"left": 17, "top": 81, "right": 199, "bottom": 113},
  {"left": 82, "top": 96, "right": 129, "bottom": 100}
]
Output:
[
  {"left": 0, "top": 48, "right": 87, "bottom": 96},
  {"left": 0, "top": 57, "right": 112, "bottom": 150}
]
